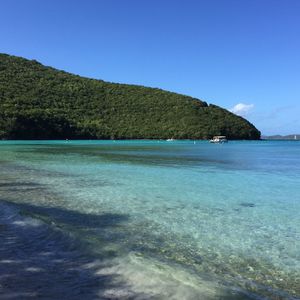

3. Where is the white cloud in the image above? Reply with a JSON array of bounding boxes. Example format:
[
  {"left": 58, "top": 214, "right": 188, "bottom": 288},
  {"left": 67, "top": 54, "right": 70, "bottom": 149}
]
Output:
[{"left": 230, "top": 103, "right": 254, "bottom": 116}]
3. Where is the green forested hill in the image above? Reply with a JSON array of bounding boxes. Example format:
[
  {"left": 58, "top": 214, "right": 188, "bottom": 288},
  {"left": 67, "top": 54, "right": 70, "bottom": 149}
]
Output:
[{"left": 0, "top": 53, "right": 260, "bottom": 140}]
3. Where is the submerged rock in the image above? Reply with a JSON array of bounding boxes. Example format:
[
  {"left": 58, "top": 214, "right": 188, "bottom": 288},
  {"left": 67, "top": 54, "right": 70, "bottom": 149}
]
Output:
[{"left": 239, "top": 202, "right": 255, "bottom": 208}]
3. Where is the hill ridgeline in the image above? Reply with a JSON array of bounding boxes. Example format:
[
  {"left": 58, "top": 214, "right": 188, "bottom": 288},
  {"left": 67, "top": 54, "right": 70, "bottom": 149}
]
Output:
[{"left": 0, "top": 54, "right": 260, "bottom": 140}]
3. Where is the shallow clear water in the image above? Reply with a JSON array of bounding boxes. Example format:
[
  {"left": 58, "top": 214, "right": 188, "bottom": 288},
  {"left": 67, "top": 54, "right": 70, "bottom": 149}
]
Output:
[{"left": 0, "top": 140, "right": 299, "bottom": 299}]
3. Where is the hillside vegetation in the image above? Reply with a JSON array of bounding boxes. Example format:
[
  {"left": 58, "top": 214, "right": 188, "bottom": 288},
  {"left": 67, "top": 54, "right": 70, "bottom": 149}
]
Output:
[{"left": 0, "top": 54, "right": 260, "bottom": 140}]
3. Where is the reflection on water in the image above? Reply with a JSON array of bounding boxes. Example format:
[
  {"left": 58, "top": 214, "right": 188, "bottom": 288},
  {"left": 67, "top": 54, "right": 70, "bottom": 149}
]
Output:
[{"left": 0, "top": 140, "right": 299, "bottom": 299}]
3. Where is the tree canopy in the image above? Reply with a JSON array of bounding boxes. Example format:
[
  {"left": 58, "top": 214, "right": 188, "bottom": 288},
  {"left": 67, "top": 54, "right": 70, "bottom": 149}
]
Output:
[{"left": 0, "top": 53, "right": 260, "bottom": 140}]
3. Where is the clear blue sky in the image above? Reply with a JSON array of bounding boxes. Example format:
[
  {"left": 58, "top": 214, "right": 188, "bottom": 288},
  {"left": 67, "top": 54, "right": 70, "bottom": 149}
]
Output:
[{"left": 1, "top": 0, "right": 300, "bottom": 135}]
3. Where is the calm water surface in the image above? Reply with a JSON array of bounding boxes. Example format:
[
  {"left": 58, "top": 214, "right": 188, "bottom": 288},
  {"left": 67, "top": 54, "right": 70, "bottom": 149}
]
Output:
[{"left": 0, "top": 140, "right": 299, "bottom": 299}]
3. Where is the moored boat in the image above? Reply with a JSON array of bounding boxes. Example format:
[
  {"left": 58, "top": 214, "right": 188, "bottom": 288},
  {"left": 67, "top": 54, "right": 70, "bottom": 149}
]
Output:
[{"left": 209, "top": 136, "right": 228, "bottom": 143}]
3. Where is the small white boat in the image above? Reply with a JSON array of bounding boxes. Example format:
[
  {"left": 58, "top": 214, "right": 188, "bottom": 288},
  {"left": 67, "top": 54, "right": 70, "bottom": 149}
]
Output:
[
  {"left": 209, "top": 136, "right": 228, "bottom": 143},
  {"left": 166, "top": 138, "right": 175, "bottom": 142}
]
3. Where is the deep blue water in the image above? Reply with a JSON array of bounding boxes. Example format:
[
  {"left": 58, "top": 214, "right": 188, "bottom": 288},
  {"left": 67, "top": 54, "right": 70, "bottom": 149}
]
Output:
[{"left": 0, "top": 140, "right": 299, "bottom": 299}]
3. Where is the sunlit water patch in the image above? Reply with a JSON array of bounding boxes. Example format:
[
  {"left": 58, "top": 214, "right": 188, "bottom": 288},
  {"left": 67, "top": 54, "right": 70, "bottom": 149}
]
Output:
[{"left": 0, "top": 140, "right": 299, "bottom": 299}]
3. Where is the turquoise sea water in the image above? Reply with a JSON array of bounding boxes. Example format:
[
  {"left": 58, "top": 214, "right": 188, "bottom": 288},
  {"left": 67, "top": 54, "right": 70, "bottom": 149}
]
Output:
[{"left": 0, "top": 140, "right": 299, "bottom": 299}]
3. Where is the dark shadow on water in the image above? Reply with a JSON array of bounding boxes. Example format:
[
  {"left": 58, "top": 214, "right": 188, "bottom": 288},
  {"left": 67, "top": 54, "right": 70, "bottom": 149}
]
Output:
[{"left": 0, "top": 200, "right": 147, "bottom": 300}]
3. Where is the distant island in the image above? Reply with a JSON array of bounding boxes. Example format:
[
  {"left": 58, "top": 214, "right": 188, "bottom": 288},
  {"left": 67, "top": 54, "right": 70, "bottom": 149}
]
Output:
[
  {"left": 0, "top": 54, "right": 260, "bottom": 140},
  {"left": 262, "top": 134, "right": 300, "bottom": 140}
]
